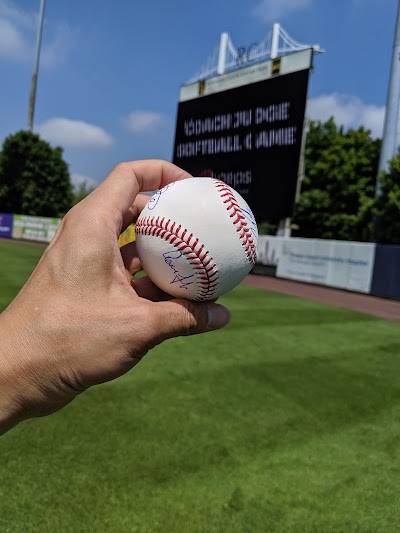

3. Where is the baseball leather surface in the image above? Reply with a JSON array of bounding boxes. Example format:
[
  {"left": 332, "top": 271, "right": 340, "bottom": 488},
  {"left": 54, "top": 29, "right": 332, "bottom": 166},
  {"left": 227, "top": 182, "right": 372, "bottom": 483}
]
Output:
[{"left": 135, "top": 177, "right": 258, "bottom": 301}]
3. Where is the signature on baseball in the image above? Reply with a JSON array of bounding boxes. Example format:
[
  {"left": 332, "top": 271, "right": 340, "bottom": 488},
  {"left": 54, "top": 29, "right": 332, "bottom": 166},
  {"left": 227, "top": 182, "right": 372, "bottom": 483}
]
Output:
[
  {"left": 148, "top": 183, "right": 176, "bottom": 211},
  {"left": 162, "top": 250, "right": 195, "bottom": 289},
  {"left": 241, "top": 207, "right": 258, "bottom": 243}
]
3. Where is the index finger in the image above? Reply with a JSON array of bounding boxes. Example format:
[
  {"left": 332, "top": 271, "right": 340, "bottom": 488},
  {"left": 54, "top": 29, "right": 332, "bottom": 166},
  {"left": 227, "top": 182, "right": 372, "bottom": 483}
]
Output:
[
  {"left": 119, "top": 193, "right": 152, "bottom": 234},
  {"left": 90, "top": 160, "right": 191, "bottom": 214}
]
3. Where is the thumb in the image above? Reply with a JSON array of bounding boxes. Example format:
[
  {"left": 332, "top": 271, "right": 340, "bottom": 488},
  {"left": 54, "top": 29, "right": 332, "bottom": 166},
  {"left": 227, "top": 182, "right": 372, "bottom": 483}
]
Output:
[{"left": 151, "top": 299, "right": 231, "bottom": 340}]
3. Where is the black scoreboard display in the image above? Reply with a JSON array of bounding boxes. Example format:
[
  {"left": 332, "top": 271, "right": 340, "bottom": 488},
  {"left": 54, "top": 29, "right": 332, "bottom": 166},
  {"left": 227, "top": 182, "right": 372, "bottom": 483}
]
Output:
[{"left": 172, "top": 51, "right": 312, "bottom": 222}]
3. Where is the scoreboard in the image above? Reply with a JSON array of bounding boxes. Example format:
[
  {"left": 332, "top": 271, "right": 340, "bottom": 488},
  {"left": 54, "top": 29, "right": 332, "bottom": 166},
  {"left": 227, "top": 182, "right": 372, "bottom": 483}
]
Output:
[{"left": 172, "top": 48, "right": 312, "bottom": 222}]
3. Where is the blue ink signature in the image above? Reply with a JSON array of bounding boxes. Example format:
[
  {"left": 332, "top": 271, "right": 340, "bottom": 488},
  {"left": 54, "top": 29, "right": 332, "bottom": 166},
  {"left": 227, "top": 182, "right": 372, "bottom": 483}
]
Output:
[
  {"left": 241, "top": 207, "right": 258, "bottom": 243},
  {"left": 148, "top": 183, "right": 176, "bottom": 211},
  {"left": 163, "top": 250, "right": 194, "bottom": 289}
]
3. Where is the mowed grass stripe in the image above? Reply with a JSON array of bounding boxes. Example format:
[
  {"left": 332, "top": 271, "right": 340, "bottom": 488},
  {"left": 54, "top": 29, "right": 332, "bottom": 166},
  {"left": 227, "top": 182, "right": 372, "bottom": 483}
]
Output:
[{"left": 0, "top": 240, "right": 399, "bottom": 532}]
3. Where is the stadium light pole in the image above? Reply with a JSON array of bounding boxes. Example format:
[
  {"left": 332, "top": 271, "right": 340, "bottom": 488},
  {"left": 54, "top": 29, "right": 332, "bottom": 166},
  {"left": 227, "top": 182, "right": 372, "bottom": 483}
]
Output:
[
  {"left": 27, "top": 0, "right": 46, "bottom": 132},
  {"left": 376, "top": 0, "right": 400, "bottom": 195}
]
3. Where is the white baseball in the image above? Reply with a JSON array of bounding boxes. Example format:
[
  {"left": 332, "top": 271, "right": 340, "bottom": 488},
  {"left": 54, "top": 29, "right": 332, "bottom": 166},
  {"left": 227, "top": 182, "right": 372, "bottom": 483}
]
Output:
[{"left": 135, "top": 177, "right": 258, "bottom": 301}]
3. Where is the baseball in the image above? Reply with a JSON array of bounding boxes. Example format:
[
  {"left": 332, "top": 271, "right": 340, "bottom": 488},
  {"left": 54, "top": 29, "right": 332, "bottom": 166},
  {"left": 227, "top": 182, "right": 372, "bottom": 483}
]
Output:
[{"left": 135, "top": 177, "right": 258, "bottom": 301}]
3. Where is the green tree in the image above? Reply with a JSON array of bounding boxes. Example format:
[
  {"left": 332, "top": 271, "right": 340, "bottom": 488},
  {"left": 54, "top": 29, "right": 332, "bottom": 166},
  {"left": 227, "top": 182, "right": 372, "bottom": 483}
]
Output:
[
  {"left": 294, "top": 118, "right": 381, "bottom": 241},
  {"left": 372, "top": 152, "right": 400, "bottom": 244},
  {"left": 0, "top": 130, "right": 73, "bottom": 217},
  {"left": 72, "top": 180, "right": 96, "bottom": 206}
]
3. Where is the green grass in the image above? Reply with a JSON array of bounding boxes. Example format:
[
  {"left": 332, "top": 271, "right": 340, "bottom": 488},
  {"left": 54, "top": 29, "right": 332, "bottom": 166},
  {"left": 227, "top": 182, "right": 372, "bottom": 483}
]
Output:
[
  {"left": 1, "top": 240, "right": 400, "bottom": 532},
  {"left": 0, "top": 240, "right": 44, "bottom": 310}
]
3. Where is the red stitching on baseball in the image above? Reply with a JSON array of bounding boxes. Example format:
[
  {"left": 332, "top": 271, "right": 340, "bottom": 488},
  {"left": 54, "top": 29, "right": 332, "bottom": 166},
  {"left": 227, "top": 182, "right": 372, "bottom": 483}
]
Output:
[
  {"left": 211, "top": 179, "right": 257, "bottom": 265},
  {"left": 136, "top": 216, "right": 219, "bottom": 301}
]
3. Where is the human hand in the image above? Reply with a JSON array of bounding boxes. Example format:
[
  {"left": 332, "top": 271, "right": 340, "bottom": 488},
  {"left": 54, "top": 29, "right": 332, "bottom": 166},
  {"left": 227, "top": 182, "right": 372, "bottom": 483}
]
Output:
[{"left": 0, "top": 160, "right": 231, "bottom": 435}]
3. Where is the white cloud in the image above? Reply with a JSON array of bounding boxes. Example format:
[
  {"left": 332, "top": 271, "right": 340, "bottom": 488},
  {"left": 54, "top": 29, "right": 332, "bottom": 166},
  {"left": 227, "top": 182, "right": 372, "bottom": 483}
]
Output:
[
  {"left": 0, "top": 17, "right": 28, "bottom": 59},
  {"left": 252, "top": 0, "right": 312, "bottom": 23},
  {"left": 70, "top": 173, "right": 98, "bottom": 191},
  {"left": 122, "top": 111, "right": 166, "bottom": 134},
  {"left": 41, "top": 22, "right": 74, "bottom": 68},
  {"left": 37, "top": 118, "right": 115, "bottom": 148},
  {"left": 0, "top": 0, "right": 35, "bottom": 29},
  {"left": 0, "top": 0, "right": 73, "bottom": 66},
  {"left": 0, "top": 0, "right": 35, "bottom": 61},
  {"left": 307, "top": 93, "right": 385, "bottom": 138}
]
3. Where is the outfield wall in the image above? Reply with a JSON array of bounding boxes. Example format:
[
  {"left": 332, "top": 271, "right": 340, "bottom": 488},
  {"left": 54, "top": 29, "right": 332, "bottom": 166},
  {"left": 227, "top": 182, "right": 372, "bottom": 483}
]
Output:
[
  {"left": 0, "top": 212, "right": 61, "bottom": 243},
  {"left": 371, "top": 245, "right": 400, "bottom": 300},
  {"left": 1, "top": 212, "right": 398, "bottom": 300},
  {"left": 257, "top": 235, "right": 400, "bottom": 301},
  {"left": 0, "top": 213, "right": 135, "bottom": 246}
]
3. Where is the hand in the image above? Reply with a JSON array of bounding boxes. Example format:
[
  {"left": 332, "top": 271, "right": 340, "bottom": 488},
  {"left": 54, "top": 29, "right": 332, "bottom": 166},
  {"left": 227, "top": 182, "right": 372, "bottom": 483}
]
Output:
[{"left": 0, "top": 160, "right": 230, "bottom": 435}]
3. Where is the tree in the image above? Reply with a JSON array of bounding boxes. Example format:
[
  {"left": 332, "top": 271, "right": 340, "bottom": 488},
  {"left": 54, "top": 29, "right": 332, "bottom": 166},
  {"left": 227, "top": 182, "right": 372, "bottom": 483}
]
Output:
[
  {"left": 72, "top": 180, "right": 96, "bottom": 206},
  {"left": 293, "top": 118, "right": 381, "bottom": 242},
  {"left": 0, "top": 130, "right": 73, "bottom": 217},
  {"left": 372, "top": 152, "right": 400, "bottom": 244}
]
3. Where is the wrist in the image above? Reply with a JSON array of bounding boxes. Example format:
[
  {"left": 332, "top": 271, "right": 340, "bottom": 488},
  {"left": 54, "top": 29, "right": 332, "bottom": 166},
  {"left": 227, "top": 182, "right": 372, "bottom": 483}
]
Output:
[
  {"left": 0, "top": 352, "right": 23, "bottom": 436},
  {"left": 0, "top": 310, "right": 31, "bottom": 435},
  {"left": 0, "top": 390, "right": 21, "bottom": 436}
]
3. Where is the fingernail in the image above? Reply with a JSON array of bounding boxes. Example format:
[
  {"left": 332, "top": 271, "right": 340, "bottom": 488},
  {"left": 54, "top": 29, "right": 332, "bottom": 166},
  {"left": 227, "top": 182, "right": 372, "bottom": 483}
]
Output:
[{"left": 207, "top": 304, "right": 231, "bottom": 331}]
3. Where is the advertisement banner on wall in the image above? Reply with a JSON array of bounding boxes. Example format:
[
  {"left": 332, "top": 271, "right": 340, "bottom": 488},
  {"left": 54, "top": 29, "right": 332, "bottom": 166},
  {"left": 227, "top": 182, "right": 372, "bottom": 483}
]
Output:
[
  {"left": 12, "top": 214, "right": 61, "bottom": 243},
  {"left": 276, "top": 238, "right": 376, "bottom": 293},
  {"left": 0, "top": 213, "right": 13, "bottom": 239}
]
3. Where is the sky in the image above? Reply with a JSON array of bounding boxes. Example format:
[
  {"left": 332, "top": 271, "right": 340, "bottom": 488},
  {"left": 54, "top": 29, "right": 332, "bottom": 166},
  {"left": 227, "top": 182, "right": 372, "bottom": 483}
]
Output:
[{"left": 0, "top": 0, "right": 397, "bottom": 190}]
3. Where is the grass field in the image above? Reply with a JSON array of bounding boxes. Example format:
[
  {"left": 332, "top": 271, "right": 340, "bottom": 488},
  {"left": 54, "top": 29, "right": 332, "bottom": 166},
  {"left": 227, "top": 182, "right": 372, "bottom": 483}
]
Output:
[{"left": 1, "top": 240, "right": 400, "bottom": 532}]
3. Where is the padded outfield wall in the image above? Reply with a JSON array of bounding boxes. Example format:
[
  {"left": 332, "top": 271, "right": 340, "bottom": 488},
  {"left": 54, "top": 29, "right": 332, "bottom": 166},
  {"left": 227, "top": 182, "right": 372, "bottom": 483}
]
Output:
[
  {"left": 257, "top": 235, "right": 400, "bottom": 301},
  {"left": 1, "top": 212, "right": 398, "bottom": 301},
  {"left": 0, "top": 213, "right": 135, "bottom": 246}
]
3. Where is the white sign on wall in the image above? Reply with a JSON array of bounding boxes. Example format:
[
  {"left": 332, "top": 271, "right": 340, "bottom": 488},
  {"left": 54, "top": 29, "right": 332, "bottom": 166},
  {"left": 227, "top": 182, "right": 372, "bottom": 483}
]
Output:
[{"left": 276, "top": 238, "right": 376, "bottom": 293}]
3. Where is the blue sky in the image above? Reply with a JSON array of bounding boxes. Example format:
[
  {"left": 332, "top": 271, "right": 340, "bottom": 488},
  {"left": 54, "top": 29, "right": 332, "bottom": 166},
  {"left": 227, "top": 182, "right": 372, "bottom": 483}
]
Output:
[{"left": 0, "top": 0, "right": 397, "bottom": 189}]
